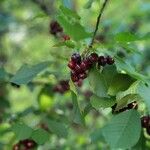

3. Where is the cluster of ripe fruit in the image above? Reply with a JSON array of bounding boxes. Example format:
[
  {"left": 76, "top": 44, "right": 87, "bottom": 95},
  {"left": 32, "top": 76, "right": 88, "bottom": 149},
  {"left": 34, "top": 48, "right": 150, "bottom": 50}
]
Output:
[
  {"left": 13, "top": 139, "right": 37, "bottom": 150},
  {"left": 112, "top": 101, "right": 138, "bottom": 114},
  {"left": 53, "top": 80, "right": 70, "bottom": 94},
  {"left": 141, "top": 116, "right": 150, "bottom": 135},
  {"left": 49, "top": 21, "right": 70, "bottom": 41},
  {"left": 68, "top": 52, "right": 114, "bottom": 86}
]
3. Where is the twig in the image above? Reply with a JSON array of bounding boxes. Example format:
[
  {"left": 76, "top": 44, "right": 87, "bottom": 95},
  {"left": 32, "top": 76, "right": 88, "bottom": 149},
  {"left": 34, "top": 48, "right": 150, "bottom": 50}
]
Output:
[
  {"left": 82, "top": 0, "right": 109, "bottom": 56},
  {"left": 89, "top": 0, "right": 109, "bottom": 48}
]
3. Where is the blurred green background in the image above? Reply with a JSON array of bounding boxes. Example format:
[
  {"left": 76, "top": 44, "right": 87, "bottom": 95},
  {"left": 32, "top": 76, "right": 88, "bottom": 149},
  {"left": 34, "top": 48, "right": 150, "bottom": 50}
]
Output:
[{"left": 0, "top": 0, "right": 150, "bottom": 149}]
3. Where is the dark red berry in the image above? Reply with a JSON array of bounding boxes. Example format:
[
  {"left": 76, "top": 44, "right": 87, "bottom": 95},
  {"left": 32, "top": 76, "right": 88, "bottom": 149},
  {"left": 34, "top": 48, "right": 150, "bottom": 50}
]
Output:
[
  {"left": 88, "top": 53, "right": 98, "bottom": 63},
  {"left": 71, "top": 53, "right": 81, "bottom": 64},
  {"left": 13, "top": 144, "right": 20, "bottom": 150},
  {"left": 75, "top": 79, "right": 83, "bottom": 87},
  {"left": 141, "top": 116, "right": 150, "bottom": 128},
  {"left": 74, "top": 65, "right": 83, "bottom": 73},
  {"left": 79, "top": 72, "right": 87, "bottom": 79},
  {"left": 63, "top": 35, "right": 70, "bottom": 41},
  {"left": 68, "top": 61, "right": 76, "bottom": 70},
  {"left": 106, "top": 56, "right": 115, "bottom": 65},
  {"left": 82, "top": 59, "right": 92, "bottom": 69},
  {"left": 50, "top": 21, "right": 63, "bottom": 35},
  {"left": 80, "top": 61, "right": 88, "bottom": 71},
  {"left": 98, "top": 56, "right": 107, "bottom": 66},
  {"left": 71, "top": 74, "right": 79, "bottom": 82}
]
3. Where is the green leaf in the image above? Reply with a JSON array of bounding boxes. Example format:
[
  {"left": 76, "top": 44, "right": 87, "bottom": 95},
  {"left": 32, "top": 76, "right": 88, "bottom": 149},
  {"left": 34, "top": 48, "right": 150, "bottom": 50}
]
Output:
[
  {"left": 108, "top": 74, "right": 135, "bottom": 96},
  {"left": 53, "top": 40, "right": 75, "bottom": 48},
  {"left": 115, "top": 57, "right": 148, "bottom": 83},
  {"left": 84, "top": 0, "right": 95, "bottom": 9},
  {"left": 45, "top": 119, "right": 68, "bottom": 137},
  {"left": 59, "top": 5, "right": 80, "bottom": 20},
  {"left": 10, "top": 61, "right": 50, "bottom": 85},
  {"left": 102, "top": 110, "right": 141, "bottom": 149},
  {"left": 115, "top": 32, "right": 150, "bottom": 43},
  {"left": 83, "top": 103, "right": 93, "bottom": 117},
  {"left": 57, "top": 15, "right": 91, "bottom": 41},
  {"left": 0, "top": 68, "right": 9, "bottom": 81},
  {"left": 115, "top": 32, "right": 140, "bottom": 42},
  {"left": 71, "top": 92, "right": 85, "bottom": 125},
  {"left": 131, "top": 132, "right": 147, "bottom": 150},
  {"left": 90, "top": 94, "right": 116, "bottom": 109},
  {"left": 11, "top": 123, "right": 33, "bottom": 140},
  {"left": 31, "top": 128, "right": 49, "bottom": 145},
  {"left": 116, "top": 81, "right": 141, "bottom": 110},
  {"left": 90, "top": 128, "right": 105, "bottom": 143},
  {"left": 69, "top": 79, "right": 77, "bottom": 95},
  {"left": 138, "top": 82, "right": 150, "bottom": 112},
  {"left": 89, "top": 66, "right": 117, "bottom": 98}
]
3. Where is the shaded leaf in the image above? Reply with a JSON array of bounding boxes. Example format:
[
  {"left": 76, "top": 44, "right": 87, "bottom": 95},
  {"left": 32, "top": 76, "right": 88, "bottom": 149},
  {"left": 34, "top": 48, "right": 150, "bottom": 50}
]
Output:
[
  {"left": 89, "top": 66, "right": 117, "bottom": 98},
  {"left": 90, "top": 128, "right": 105, "bottom": 143},
  {"left": 90, "top": 94, "right": 116, "bottom": 109},
  {"left": 11, "top": 123, "right": 33, "bottom": 140},
  {"left": 31, "top": 128, "right": 49, "bottom": 145},
  {"left": 10, "top": 61, "right": 50, "bottom": 85},
  {"left": 138, "top": 81, "right": 150, "bottom": 112},
  {"left": 71, "top": 92, "right": 85, "bottom": 125},
  {"left": 108, "top": 74, "right": 135, "bottom": 96},
  {"left": 102, "top": 110, "right": 141, "bottom": 149},
  {"left": 45, "top": 119, "right": 68, "bottom": 137}
]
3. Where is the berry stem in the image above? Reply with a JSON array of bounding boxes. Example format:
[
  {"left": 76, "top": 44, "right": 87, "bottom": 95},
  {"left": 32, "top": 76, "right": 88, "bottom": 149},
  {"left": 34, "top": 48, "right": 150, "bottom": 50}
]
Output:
[
  {"left": 82, "top": 0, "right": 109, "bottom": 57},
  {"left": 90, "top": 0, "right": 109, "bottom": 48}
]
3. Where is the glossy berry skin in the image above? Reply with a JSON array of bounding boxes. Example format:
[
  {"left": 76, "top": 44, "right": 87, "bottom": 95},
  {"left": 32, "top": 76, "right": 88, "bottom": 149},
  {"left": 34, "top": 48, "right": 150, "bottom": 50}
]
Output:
[
  {"left": 74, "top": 65, "right": 83, "bottom": 73},
  {"left": 80, "top": 61, "right": 88, "bottom": 71},
  {"left": 71, "top": 74, "right": 79, "bottom": 82},
  {"left": 88, "top": 53, "right": 98, "bottom": 63},
  {"left": 98, "top": 56, "right": 107, "bottom": 66},
  {"left": 141, "top": 116, "right": 150, "bottom": 128},
  {"left": 68, "top": 61, "right": 76, "bottom": 70},
  {"left": 106, "top": 56, "right": 115, "bottom": 65},
  {"left": 79, "top": 72, "right": 87, "bottom": 79},
  {"left": 71, "top": 53, "right": 81, "bottom": 64}
]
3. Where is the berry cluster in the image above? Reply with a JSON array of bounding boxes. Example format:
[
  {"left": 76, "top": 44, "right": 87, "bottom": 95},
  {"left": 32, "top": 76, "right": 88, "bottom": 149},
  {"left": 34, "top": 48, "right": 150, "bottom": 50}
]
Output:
[
  {"left": 68, "top": 52, "right": 114, "bottom": 86},
  {"left": 50, "top": 21, "right": 63, "bottom": 35},
  {"left": 141, "top": 116, "right": 150, "bottom": 135},
  {"left": 53, "top": 80, "right": 70, "bottom": 94},
  {"left": 49, "top": 21, "right": 70, "bottom": 41},
  {"left": 13, "top": 139, "right": 37, "bottom": 150},
  {"left": 112, "top": 101, "right": 138, "bottom": 114}
]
